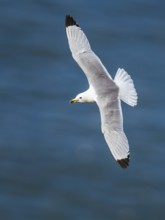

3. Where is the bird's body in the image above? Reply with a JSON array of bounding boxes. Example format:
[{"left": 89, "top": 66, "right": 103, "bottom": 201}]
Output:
[{"left": 65, "top": 15, "right": 138, "bottom": 168}]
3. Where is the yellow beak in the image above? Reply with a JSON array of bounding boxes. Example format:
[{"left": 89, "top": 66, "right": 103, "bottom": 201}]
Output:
[{"left": 69, "top": 98, "right": 78, "bottom": 103}]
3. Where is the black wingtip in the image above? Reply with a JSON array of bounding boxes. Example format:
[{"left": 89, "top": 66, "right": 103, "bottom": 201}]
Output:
[
  {"left": 65, "top": 15, "right": 79, "bottom": 27},
  {"left": 117, "top": 155, "right": 130, "bottom": 169}
]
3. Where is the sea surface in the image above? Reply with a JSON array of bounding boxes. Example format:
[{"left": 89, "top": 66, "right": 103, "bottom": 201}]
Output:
[{"left": 0, "top": 0, "right": 165, "bottom": 219}]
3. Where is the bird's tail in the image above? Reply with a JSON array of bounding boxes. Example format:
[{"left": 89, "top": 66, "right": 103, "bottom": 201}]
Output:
[{"left": 114, "top": 68, "right": 138, "bottom": 107}]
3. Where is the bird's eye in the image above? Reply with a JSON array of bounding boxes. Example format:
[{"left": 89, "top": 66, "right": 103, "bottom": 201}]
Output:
[{"left": 80, "top": 97, "right": 82, "bottom": 99}]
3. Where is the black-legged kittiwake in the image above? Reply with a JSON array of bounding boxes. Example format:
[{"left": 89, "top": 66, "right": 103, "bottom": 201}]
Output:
[{"left": 65, "top": 15, "right": 138, "bottom": 168}]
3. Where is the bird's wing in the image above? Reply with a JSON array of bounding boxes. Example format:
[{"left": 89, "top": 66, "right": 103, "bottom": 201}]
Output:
[
  {"left": 97, "top": 96, "right": 130, "bottom": 168},
  {"left": 65, "top": 15, "right": 117, "bottom": 96}
]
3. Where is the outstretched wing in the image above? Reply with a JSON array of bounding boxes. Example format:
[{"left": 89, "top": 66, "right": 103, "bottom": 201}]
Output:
[
  {"left": 97, "top": 96, "right": 130, "bottom": 168},
  {"left": 65, "top": 15, "right": 117, "bottom": 97}
]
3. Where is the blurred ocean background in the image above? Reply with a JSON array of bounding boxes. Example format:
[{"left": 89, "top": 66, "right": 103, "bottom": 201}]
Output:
[{"left": 0, "top": 0, "right": 165, "bottom": 219}]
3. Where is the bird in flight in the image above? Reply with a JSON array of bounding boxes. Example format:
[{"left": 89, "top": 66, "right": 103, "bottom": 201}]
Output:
[{"left": 65, "top": 15, "right": 138, "bottom": 168}]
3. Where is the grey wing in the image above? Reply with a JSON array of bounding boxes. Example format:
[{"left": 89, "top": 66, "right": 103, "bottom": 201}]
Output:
[
  {"left": 97, "top": 97, "right": 130, "bottom": 168},
  {"left": 65, "top": 15, "right": 117, "bottom": 96}
]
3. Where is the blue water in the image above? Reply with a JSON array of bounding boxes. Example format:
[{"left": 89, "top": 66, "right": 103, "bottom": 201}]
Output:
[{"left": 0, "top": 0, "right": 165, "bottom": 219}]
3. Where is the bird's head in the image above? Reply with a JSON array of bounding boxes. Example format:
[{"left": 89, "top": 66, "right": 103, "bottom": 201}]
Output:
[{"left": 69, "top": 93, "right": 85, "bottom": 103}]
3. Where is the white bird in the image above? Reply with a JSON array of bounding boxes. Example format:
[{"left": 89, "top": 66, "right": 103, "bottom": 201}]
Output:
[{"left": 65, "top": 15, "right": 138, "bottom": 168}]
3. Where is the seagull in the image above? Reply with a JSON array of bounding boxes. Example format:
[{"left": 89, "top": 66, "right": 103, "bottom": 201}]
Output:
[{"left": 65, "top": 15, "right": 138, "bottom": 168}]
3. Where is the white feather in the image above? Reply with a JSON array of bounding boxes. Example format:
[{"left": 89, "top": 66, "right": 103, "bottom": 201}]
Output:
[{"left": 114, "top": 68, "right": 138, "bottom": 107}]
